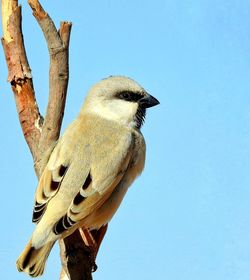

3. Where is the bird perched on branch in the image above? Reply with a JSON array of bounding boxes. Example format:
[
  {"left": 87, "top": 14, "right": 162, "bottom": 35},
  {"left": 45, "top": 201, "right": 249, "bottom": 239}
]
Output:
[{"left": 16, "top": 76, "right": 159, "bottom": 277}]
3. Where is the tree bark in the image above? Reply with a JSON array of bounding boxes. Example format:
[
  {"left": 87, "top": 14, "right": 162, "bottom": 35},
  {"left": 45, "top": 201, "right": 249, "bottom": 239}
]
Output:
[
  {"left": 1, "top": 1, "right": 102, "bottom": 279},
  {"left": 1, "top": 0, "right": 42, "bottom": 165},
  {"left": 27, "top": 0, "right": 72, "bottom": 172}
]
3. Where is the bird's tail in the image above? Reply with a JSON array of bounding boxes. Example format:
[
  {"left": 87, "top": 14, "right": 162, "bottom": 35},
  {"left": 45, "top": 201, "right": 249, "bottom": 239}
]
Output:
[{"left": 16, "top": 240, "right": 55, "bottom": 277}]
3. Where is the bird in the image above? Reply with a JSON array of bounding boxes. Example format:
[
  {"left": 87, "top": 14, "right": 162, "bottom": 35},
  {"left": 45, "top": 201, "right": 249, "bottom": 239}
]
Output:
[{"left": 16, "top": 75, "right": 159, "bottom": 277}]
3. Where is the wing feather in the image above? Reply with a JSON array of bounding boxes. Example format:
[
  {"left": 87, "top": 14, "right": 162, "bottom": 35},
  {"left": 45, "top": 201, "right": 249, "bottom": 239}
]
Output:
[
  {"left": 32, "top": 164, "right": 68, "bottom": 223},
  {"left": 52, "top": 133, "right": 134, "bottom": 235}
]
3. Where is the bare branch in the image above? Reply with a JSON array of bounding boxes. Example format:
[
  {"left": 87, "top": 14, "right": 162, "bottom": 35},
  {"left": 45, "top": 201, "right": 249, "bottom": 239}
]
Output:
[
  {"left": 2, "top": 0, "right": 18, "bottom": 42},
  {"left": 27, "top": 0, "right": 72, "bottom": 163},
  {"left": 59, "top": 232, "right": 94, "bottom": 280},
  {"left": 59, "top": 21, "right": 72, "bottom": 48},
  {"left": 1, "top": 0, "right": 42, "bottom": 166},
  {"left": 59, "top": 226, "right": 108, "bottom": 280}
]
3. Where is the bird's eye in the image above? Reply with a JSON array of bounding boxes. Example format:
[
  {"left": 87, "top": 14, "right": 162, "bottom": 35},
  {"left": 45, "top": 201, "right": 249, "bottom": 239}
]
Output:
[
  {"left": 119, "top": 91, "right": 131, "bottom": 100},
  {"left": 117, "top": 91, "right": 142, "bottom": 102}
]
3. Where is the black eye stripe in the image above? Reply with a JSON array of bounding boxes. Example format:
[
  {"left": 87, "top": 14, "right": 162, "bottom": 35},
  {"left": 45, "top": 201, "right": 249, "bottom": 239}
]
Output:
[{"left": 117, "top": 91, "right": 143, "bottom": 102}]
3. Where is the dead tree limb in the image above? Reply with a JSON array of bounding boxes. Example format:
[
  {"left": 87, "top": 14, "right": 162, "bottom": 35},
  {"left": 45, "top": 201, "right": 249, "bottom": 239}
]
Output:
[
  {"left": 1, "top": 1, "right": 101, "bottom": 279},
  {"left": 28, "top": 0, "right": 72, "bottom": 175},
  {"left": 1, "top": 0, "right": 42, "bottom": 165},
  {"left": 27, "top": 0, "right": 72, "bottom": 172}
]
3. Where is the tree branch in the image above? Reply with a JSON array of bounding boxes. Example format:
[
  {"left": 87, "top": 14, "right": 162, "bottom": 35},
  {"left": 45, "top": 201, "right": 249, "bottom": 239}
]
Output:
[
  {"left": 59, "top": 232, "right": 94, "bottom": 280},
  {"left": 1, "top": 0, "right": 42, "bottom": 166},
  {"left": 27, "top": 0, "right": 72, "bottom": 174}
]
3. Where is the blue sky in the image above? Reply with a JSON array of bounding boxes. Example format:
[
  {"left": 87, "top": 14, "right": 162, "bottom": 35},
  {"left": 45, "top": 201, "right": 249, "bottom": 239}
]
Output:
[{"left": 1, "top": 1, "right": 250, "bottom": 279}]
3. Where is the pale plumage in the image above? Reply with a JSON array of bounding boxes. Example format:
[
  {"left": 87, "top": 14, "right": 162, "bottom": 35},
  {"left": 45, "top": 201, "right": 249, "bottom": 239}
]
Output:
[{"left": 16, "top": 76, "right": 159, "bottom": 277}]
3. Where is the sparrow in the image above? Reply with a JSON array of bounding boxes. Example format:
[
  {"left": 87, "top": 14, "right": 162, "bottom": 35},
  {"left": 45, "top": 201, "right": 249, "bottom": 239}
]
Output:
[{"left": 16, "top": 75, "right": 159, "bottom": 277}]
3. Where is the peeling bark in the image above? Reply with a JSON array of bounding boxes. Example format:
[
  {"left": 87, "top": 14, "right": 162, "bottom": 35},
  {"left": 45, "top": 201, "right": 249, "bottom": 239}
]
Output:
[{"left": 1, "top": 3, "right": 42, "bottom": 165}]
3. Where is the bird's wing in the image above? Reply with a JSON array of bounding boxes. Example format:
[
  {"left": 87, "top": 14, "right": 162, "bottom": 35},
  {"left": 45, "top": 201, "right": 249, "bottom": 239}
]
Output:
[
  {"left": 32, "top": 121, "right": 79, "bottom": 224},
  {"left": 32, "top": 159, "right": 69, "bottom": 223},
  {"left": 53, "top": 132, "right": 134, "bottom": 235}
]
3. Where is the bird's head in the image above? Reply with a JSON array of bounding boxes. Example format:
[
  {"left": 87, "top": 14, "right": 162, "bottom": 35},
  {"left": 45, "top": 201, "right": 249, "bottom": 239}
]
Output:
[{"left": 81, "top": 76, "right": 159, "bottom": 129}]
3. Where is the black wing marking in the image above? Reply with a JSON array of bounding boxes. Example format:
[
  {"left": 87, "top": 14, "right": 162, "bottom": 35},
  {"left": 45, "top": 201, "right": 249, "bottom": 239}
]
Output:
[
  {"left": 53, "top": 172, "right": 92, "bottom": 235},
  {"left": 82, "top": 172, "right": 92, "bottom": 190},
  {"left": 53, "top": 214, "right": 76, "bottom": 235},
  {"left": 73, "top": 191, "right": 86, "bottom": 206},
  {"left": 32, "top": 202, "right": 47, "bottom": 223},
  {"left": 32, "top": 164, "right": 68, "bottom": 223},
  {"left": 58, "top": 165, "right": 67, "bottom": 177}
]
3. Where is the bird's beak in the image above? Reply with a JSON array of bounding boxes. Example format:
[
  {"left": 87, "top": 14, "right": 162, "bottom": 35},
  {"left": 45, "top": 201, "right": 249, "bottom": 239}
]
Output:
[{"left": 139, "top": 94, "right": 160, "bottom": 108}]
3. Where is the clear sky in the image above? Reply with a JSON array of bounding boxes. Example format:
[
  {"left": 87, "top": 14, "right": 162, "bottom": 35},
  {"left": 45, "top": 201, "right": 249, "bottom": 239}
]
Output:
[{"left": 1, "top": 1, "right": 250, "bottom": 279}]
